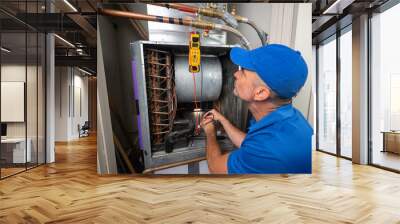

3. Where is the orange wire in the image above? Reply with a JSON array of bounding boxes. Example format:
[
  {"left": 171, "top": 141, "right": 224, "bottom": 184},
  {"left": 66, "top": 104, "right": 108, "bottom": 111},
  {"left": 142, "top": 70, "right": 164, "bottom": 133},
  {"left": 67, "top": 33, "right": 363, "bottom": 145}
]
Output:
[
  {"left": 193, "top": 73, "right": 200, "bottom": 135},
  {"left": 190, "top": 32, "right": 202, "bottom": 135},
  {"left": 192, "top": 73, "right": 198, "bottom": 108}
]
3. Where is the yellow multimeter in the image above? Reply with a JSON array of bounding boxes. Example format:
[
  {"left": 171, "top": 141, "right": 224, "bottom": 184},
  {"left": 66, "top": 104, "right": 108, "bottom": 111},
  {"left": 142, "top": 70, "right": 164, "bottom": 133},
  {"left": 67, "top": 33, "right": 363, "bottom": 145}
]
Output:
[{"left": 189, "top": 32, "right": 201, "bottom": 73}]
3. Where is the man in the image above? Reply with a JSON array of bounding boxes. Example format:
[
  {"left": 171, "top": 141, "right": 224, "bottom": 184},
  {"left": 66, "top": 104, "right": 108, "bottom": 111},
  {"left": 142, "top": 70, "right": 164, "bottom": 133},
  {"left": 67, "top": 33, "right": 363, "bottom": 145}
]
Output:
[{"left": 201, "top": 44, "right": 313, "bottom": 174}]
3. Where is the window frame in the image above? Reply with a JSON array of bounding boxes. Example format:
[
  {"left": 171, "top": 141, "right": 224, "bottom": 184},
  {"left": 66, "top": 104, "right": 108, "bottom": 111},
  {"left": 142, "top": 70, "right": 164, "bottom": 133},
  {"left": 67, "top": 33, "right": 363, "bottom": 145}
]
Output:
[{"left": 315, "top": 24, "right": 353, "bottom": 161}]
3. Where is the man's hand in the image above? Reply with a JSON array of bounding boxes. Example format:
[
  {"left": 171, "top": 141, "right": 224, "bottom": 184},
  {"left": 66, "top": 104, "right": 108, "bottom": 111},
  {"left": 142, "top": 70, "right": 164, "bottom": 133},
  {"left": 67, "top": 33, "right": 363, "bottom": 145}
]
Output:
[
  {"left": 201, "top": 113, "right": 216, "bottom": 136},
  {"left": 201, "top": 111, "right": 229, "bottom": 174},
  {"left": 204, "top": 109, "right": 226, "bottom": 122},
  {"left": 203, "top": 109, "right": 246, "bottom": 148}
]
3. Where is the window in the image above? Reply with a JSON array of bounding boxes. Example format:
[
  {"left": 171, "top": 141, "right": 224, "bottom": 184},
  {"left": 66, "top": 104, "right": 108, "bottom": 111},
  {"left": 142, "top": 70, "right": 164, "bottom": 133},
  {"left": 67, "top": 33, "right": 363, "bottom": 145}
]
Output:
[
  {"left": 317, "top": 26, "right": 353, "bottom": 159},
  {"left": 317, "top": 36, "right": 337, "bottom": 154},
  {"left": 339, "top": 28, "right": 352, "bottom": 158},
  {"left": 370, "top": 3, "right": 400, "bottom": 171},
  {"left": 0, "top": 1, "right": 47, "bottom": 179}
]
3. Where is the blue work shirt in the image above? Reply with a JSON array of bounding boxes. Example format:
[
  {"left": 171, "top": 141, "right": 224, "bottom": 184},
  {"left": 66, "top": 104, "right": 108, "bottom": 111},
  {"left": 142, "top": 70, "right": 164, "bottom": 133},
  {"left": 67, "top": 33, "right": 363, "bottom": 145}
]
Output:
[{"left": 227, "top": 104, "right": 313, "bottom": 174}]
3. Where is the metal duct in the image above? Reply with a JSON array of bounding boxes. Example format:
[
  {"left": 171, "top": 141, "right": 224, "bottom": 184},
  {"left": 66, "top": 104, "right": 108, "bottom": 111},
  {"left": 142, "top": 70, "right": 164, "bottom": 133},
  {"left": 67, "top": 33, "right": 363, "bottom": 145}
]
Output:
[{"left": 174, "top": 55, "right": 222, "bottom": 103}]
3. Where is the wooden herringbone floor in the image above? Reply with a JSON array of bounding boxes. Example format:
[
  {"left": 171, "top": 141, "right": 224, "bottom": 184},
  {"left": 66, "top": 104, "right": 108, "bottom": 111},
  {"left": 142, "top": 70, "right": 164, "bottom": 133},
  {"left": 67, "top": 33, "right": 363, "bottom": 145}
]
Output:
[{"left": 1, "top": 135, "right": 400, "bottom": 224}]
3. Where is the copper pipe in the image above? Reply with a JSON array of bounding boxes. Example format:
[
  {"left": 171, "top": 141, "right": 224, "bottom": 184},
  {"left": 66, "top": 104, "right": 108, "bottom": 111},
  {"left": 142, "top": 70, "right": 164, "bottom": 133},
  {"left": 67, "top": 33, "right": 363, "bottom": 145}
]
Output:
[
  {"left": 153, "top": 3, "right": 250, "bottom": 24},
  {"left": 153, "top": 3, "right": 198, "bottom": 13},
  {"left": 151, "top": 112, "right": 170, "bottom": 115},
  {"left": 153, "top": 4, "right": 224, "bottom": 20},
  {"left": 98, "top": 8, "right": 251, "bottom": 49},
  {"left": 99, "top": 8, "right": 214, "bottom": 29},
  {"left": 153, "top": 3, "right": 225, "bottom": 18},
  {"left": 99, "top": 8, "right": 155, "bottom": 21},
  {"left": 144, "top": 49, "right": 175, "bottom": 145},
  {"left": 152, "top": 3, "right": 268, "bottom": 46},
  {"left": 152, "top": 3, "right": 232, "bottom": 27}
]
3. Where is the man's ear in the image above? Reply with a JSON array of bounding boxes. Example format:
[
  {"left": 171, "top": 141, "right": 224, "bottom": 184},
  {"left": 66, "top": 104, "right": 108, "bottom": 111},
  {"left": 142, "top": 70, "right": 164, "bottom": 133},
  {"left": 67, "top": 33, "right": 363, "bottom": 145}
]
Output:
[{"left": 253, "top": 86, "right": 270, "bottom": 101}]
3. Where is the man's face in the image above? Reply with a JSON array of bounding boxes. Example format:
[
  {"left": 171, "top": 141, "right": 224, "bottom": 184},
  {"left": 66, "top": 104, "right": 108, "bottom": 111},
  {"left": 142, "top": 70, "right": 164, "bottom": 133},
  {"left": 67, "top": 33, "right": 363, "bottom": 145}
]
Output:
[{"left": 233, "top": 68, "right": 259, "bottom": 101}]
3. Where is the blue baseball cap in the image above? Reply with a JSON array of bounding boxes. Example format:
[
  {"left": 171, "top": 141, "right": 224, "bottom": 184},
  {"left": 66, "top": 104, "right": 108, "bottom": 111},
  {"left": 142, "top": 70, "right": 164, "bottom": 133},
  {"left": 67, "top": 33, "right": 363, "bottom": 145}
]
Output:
[{"left": 230, "top": 44, "right": 308, "bottom": 99}]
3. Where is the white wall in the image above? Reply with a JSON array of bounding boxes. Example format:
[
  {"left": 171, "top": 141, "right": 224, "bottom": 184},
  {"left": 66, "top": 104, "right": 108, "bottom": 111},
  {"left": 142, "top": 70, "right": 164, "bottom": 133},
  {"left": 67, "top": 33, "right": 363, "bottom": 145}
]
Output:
[
  {"left": 55, "top": 67, "right": 69, "bottom": 141},
  {"left": 72, "top": 73, "right": 89, "bottom": 138},
  {"left": 1, "top": 65, "right": 26, "bottom": 130},
  {"left": 1, "top": 65, "right": 39, "bottom": 138},
  {"left": 1, "top": 65, "right": 26, "bottom": 81},
  {"left": 234, "top": 3, "right": 313, "bottom": 123},
  {"left": 1, "top": 65, "right": 28, "bottom": 141},
  {"left": 55, "top": 67, "right": 89, "bottom": 141},
  {"left": 1, "top": 82, "right": 25, "bottom": 122},
  {"left": 1, "top": 64, "right": 46, "bottom": 164}
]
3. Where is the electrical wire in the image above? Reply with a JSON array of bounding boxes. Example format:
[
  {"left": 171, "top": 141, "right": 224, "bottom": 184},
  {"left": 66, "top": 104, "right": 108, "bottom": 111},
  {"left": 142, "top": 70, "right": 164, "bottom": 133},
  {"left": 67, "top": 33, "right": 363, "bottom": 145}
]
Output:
[{"left": 192, "top": 72, "right": 201, "bottom": 135}]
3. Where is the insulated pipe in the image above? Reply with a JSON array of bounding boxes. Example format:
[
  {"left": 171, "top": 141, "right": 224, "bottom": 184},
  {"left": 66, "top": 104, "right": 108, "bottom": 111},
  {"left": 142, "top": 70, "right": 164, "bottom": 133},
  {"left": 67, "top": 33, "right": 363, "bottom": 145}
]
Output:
[
  {"left": 242, "top": 19, "right": 268, "bottom": 46},
  {"left": 152, "top": 3, "right": 268, "bottom": 46},
  {"left": 152, "top": 3, "right": 237, "bottom": 28},
  {"left": 98, "top": 8, "right": 251, "bottom": 49}
]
